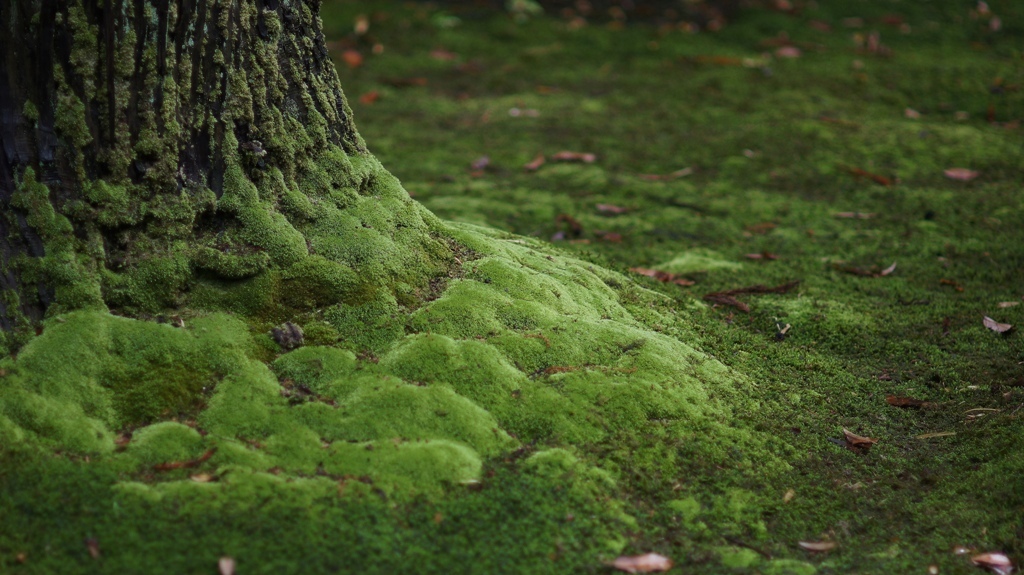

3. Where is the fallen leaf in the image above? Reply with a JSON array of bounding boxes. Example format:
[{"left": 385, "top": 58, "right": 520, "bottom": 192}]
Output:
[
  {"left": 775, "top": 46, "right": 802, "bottom": 58},
  {"left": 971, "top": 552, "right": 1014, "bottom": 575},
  {"left": 745, "top": 251, "right": 779, "bottom": 260},
  {"left": 85, "top": 538, "right": 101, "bottom": 559},
  {"left": 983, "top": 316, "right": 1013, "bottom": 333},
  {"left": 341, "top": 50, "right": 363, "bottom": 69},
  {"left": 353, "top": 14, "right": 370, "bottom": 34},
  {"left": 190, "top": 473, "right": 214, "bottom": 483},
  {"left": 842, "top": 428, "right": 878, "bottom": 446},
  {"left": 799, "top": 541, "right": 837, "bottom": 552},
  {"left": 886, "top": 395, "right": 935, "bottom": 409},
  {"left": 429, "top": 48, "right": 458, "bottom": 61},
  {"left": 744, "top": 222, "right": 777, "bottom": 235},
  {"left": 629, "top": 268, "right": 695, "bottom": 287},
  {"left": 359, "top": 91, "right": 380, "bottom": 105},
  {"left": 704, "top": 294, "right": 750, "bottom": 312},
  {"left": 554, "top": 213, "right": 583, "bottom": 239},
  {"left": 835, "top": 262, "right": 896, "bottom": 278},
  {"left": 847, "top": 167, "right": 894, "bottom": 186},
  {"left": 834, "top": 212, "right": 875, "bottom": 219},
  {"left": 690, "top": 55, "right": 745, "bottom": 66},
  {"left": 944, "top": 168, "right": 980, "bottom": 181},
  {"left": 940, "top": 278, "right": 965, "bottom": 292},
  {"left": 783, "top": 489, "right": 796, "bottom": 503},
  {"left": 709, "top": 280, "right": 801, "bottom": 297},
  {"left": 702, "top": 281, "right": 801, "bottom": 312},
  {"left": 998, "top": 301, "right": 1020, "bottom": 308},
  {"left": 219, "top": 557, "right": 236, "bottom": 575},
  {"left": 597, "top": 204, "right": 629, "bottom": 214},
  {"left": 612, "top": 553, "right": 673, "bottom": 573},
  {"left": 809, "top": 20, "right": 832, "bottom": 32},
  {"left": 523, "top": 154, "right": 546, "bottom": 171},
  {"left": 551, "top": 151, "right": 596, "bottom": 163},
  {"left": 905, "top": 107, "right": 921, "bottom": 119},
  {"left": 595, "top": 231, "right": 623, "bottom": 242},
  {"left": 471, "top": 156, "right": 491, "bottom": 170}
]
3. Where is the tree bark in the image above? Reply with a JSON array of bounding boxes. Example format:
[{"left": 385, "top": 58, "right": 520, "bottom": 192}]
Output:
[{"left": 0, "top": 0, "right": 453, "bottom": 350}]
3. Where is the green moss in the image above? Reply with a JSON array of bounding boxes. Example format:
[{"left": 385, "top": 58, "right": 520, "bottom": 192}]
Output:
[
  {"left": 6, "top": 1, "right": 1024, "bottom": 571},
  {"left": 12, "top": 168, "right": 104, "bottom": 314},
  {"left": 21, "top": 100, "right": 38, "bottom": 122},
  {"left": 279, "top": 256, "right": 362, "bottom": 308}
]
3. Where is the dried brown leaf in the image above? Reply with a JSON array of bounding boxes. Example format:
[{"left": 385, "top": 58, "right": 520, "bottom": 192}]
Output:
[
  {"left": 842, "top": 428, "right": 878, "bottom": 446},
  {"left": 709, "top": 280, "right": 800, "bottom": 297},
  {"left": 879, "top": 262, "right": 897, "bottom": 276},
  {"left": 358, "top": 91, "right": 380, "bottom": 105},
  {"left": 85, "top": 538, "right": 101, "bottom": 559},
  {"left": 998, "top": 301, "right": 1020, "bottom": 308},
  {"left": 703, "top": 294, "right": 750, "bottom": 312},
  {"left": 905, "top": 107, "right": 921, "bottom": 119},
  {"left": 597, "top": 204, "right": 629, "bottom": 214},
  {"left": 847, "top": 167, "right": 894, "bottom": 186},
  {"left": 971, "top": 552, "right": 1014, "bottom": 575},
  {"left": 776, "top": 46, "right": 802, "bottom": 58},
  {"left": 612, "top": 553, "right": 673, "bottom": 573},
  {"left": 798, "top": 541, "right": 837, "bottom": 552},
  {"left": 983, "top": 316, "right": 1013, "bottom": 333},
  {"left": 629, "top": 267, "right": 695, "bottom": 286},
  {"left": 940, "top": 278, "right": 965, "bottom": 292},
  {"left": 744, "top": 222, "right": 777, "bottom": 235},
  {"left": 944, "top": 168, "right": 980, "bottom": 181},
  {"left": 219, "top": 557, "right": 236, "bottom": 575},
  {"left": 595, "top": 231, "right": 623, "bottom": 243},
  {"left": 523, "top": 154, "right": 546, "bottom": 171},
  {"left": 430, "top": 48, "right": 458, "bottom": 61},
  {"left": 551, "top": 151, "right": 597, "bottom": 163},
  {"left": 341, "top": 50, "right": 364, "bottom": 69},
  {"left": 886, "top": 395, "right": 935, "bottom": 409},
  {"left": 471, "top": 156, "right": 490, "bottom": 170}
]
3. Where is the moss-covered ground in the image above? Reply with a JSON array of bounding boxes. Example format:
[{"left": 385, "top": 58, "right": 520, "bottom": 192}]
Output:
[{"left": 2, "top": 1, "right": 1023, "bottom": 573}]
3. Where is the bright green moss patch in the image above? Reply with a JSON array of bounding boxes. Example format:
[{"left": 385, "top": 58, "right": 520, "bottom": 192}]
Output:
[{"left": 5, "top": 0, "right": 1024, "bottom": 572}]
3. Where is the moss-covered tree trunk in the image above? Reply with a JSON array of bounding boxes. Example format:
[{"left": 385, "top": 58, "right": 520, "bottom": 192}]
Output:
[{"left": 0, "top": 0, "right": 452, "bottom": 350}]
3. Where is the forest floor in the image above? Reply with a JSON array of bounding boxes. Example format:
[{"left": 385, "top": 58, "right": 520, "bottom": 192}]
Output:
[
  {"left": 2, "top": 1, "right": 1022, "bottom": 574},
  {"left": 321, "top": 0, "right": 1024, "bottom": 573}
]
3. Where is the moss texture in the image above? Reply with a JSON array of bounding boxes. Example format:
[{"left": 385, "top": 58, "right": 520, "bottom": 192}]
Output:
[{"left": 2, "top": 0, "right": 1023, "bottom": 573}]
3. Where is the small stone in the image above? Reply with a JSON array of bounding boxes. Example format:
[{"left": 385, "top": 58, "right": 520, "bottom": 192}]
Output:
[{"left": 272, "top": 322, "right": 304, "bottom": 350}]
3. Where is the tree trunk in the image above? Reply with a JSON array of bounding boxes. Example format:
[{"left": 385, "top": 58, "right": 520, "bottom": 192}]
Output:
[{"left": 0, "top": 0, "right": 453, "bottom": 351}]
